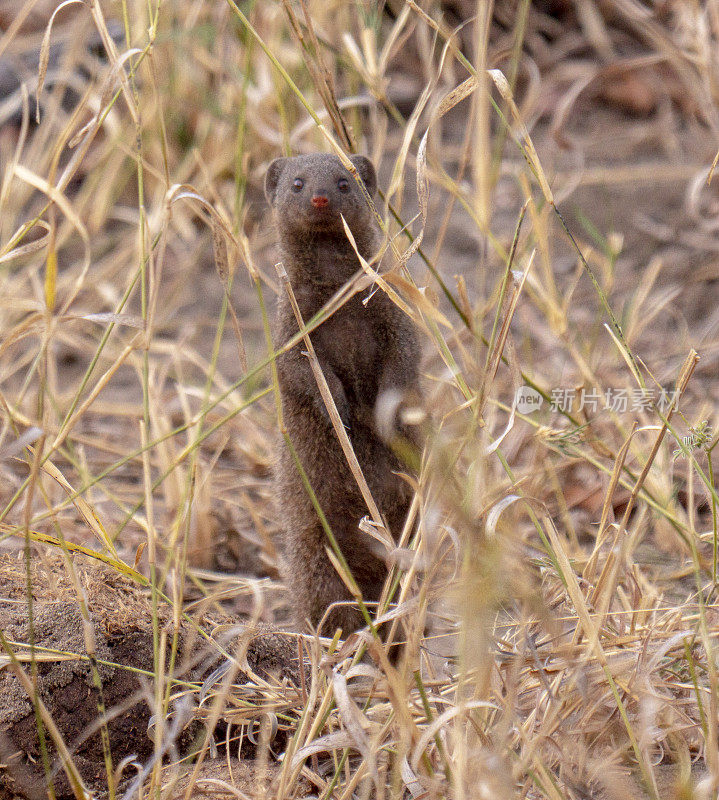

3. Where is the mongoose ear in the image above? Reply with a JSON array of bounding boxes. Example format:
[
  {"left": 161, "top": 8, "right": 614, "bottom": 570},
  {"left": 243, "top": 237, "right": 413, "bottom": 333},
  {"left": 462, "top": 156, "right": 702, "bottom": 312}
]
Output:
[
  {"left": 350, "top": 155, "right": 377, "bottom": 197},
  {"left": 265, "top": 158, "right": 288, "bottom": 205}
]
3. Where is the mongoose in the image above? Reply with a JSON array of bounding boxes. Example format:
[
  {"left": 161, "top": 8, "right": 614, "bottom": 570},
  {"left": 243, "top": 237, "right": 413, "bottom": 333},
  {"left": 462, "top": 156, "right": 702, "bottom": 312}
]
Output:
[{"left": 265, "top": 152, "right": 420, "bottom": 637}]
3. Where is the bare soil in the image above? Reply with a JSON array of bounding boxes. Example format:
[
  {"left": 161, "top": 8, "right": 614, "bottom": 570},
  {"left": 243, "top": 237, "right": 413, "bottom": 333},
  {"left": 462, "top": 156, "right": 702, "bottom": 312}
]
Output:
[{"left": 0, "top": 551, "right": 301, "bottom": 800}]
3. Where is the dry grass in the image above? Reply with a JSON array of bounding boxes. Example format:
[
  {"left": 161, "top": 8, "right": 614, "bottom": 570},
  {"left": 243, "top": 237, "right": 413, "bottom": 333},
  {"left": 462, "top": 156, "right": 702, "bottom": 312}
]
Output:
[{"left": 1, "top": 0, "right": 719, "bottom": 798}]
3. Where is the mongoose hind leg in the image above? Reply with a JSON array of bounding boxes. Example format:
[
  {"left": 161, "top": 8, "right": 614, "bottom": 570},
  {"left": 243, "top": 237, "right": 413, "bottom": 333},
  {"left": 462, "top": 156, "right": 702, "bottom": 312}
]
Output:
[{"left": 281, "top": 520, "right": 363, "bottom": 638}]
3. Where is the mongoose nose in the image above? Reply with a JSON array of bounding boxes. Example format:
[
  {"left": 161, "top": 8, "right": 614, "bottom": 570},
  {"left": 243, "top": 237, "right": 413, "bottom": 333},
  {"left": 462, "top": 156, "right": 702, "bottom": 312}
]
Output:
[{"left": 311, "top": 195, "right": 329, "bottom": 208}]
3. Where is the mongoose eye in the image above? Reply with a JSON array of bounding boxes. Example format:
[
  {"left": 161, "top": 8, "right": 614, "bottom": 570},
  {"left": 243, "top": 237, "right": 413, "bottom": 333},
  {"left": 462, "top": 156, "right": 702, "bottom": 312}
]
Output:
[
  {"left": 337, "top": 177, "right": 350, "bottom": 192},
  {"left": 292, "top": 178, "right": 304, "bottom": 192}
]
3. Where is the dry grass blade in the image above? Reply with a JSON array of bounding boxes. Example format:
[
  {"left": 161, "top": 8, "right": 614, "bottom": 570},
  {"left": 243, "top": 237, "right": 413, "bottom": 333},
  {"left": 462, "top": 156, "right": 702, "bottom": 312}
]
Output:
[
  {"left": 275, "top": 260, "right": 389, "bottom": 546},
  {"left": 479, "top": 248, "right": 535, "bottom": 419},
  {"left": 488, "top": 69, "right": 554, "bottom": 205},
  {"left": 39, "top": 454, "right": 118, "bottom": 558},
  {"left": 282, "top": 0, "right": 355, "bottom": 152},
  {"left": 331, "top": 671, "right": 375, "bottom": 776},
  {"left": 211, "top": 219, "right": 248, "bottom": 374},
  {"left": 339, "top": 218, "right": 424, "bottom": 327},
  {"left": 1, "top": 2, "right": 718, "bottom": 798},
  {"left": 583, "top": 421, "right": 638, "bottom": 583}
]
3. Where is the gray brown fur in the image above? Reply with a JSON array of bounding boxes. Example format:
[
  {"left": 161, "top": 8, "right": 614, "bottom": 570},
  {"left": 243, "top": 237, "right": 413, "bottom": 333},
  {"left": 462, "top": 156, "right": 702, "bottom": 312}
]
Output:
[{"left": 265, "top": 153, "right": 420, "bottom": 637}]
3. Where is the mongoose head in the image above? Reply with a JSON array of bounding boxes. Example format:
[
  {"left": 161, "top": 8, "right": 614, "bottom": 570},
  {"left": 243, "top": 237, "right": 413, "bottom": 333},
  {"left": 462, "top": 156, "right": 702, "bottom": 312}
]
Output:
[{"left": 265, "top": 153, "right": 377, "bottom": 239}]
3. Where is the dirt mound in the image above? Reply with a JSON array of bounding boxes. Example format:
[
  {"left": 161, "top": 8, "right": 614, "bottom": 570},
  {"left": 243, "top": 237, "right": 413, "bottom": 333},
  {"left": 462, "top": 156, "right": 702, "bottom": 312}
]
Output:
[{"left": 0, "top": 550, "right": 300, "bottom": 799}]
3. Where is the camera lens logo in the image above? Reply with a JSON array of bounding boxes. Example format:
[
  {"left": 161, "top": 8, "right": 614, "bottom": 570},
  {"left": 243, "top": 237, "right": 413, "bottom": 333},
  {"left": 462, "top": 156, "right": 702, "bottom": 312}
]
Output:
[{"left": 515, "top": 386, "right": 543, "bottom": 414}]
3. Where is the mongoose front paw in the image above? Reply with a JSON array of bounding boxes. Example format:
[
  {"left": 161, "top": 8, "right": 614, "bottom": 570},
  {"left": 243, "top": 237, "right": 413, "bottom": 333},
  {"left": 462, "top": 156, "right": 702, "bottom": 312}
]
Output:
[
  {"left": 375, "top": 388, "right": 424, "bottom": 440},
  {"left": 375, "top": 387, "right": 425, "bottom": 464}
]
